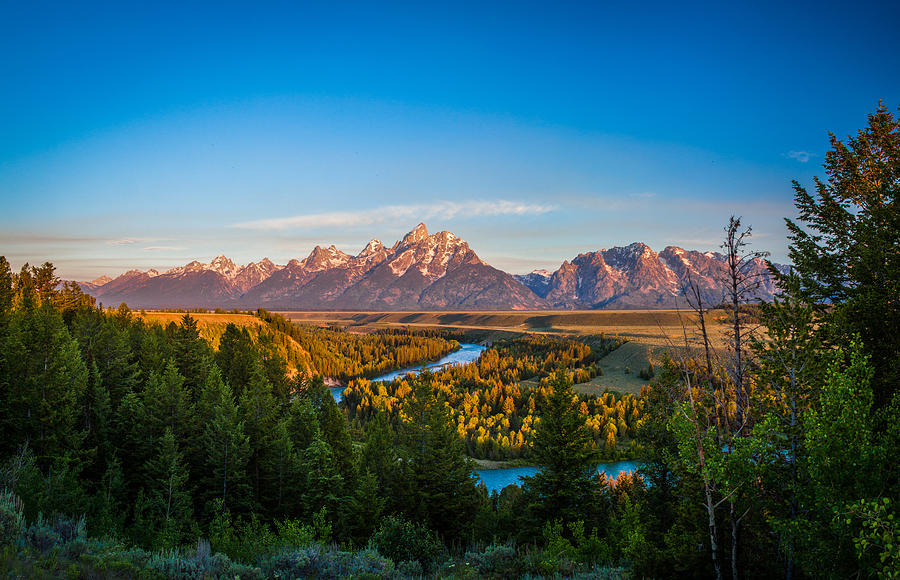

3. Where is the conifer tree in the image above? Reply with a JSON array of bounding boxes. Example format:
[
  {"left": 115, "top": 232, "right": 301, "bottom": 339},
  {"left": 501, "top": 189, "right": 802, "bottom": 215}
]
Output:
[
  {"left": 785, "top": 103, "right": 900, "bottom": 407},
  {"left": 4, "top": 305, "right": 87, "bottom": 465},
  {"left": 343, "top": 469, "right": 386, "bottom": 546},
  {"left": 143, "top": 427, "right": 195, "bottom": 549},
  {"left": 300, "top": 433, "right": 344, "bottom": 519},
  {"left": 239, "top": 364, "right": 277, "bottom": 506},
  {"left": 172, "top": 314, "right": 211, "bottom": 396},
  {"left": 0, "top": 256, "right": 13, "bottom": 316},
  {"left": 197, "top": 368, "right": 252, "bottom": 517},
  {"left": 143, "top": 360, "right": 193, "bottom": 443},
  {"left": 399, "top": 373, "right": 479, "bottom": 542},
  {"left": 522, "top": 369, "right": 599, "bottom": 529}
]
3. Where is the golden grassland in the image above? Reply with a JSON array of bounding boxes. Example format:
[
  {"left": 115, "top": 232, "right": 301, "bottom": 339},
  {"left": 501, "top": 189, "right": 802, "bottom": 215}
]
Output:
[
  {"left": 137, "top": 312, "right": 266, "bottom": 349},
  {"left": 278, "top": 309, "right": 732, "bottom": 347}
]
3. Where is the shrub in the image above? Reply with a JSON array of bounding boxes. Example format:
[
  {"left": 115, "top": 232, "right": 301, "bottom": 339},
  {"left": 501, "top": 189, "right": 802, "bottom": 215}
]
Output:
[
  {"left": 465, "top": 542, "right": 518, "bottom": 577},
  {"left": 0, "top": 490, "right": 25, "bottom": 547},
  {"left": 257, "top": 545, "right": 394, "bottom": 579},
  {"left": 145, "top": 540, "right": 263, "bottom": 579},
  {"left": 368, "top": 515, "right": 445, "bottom": 573},
  {"left": 24, "top": 513, "right": 86, "bottom": 553}
]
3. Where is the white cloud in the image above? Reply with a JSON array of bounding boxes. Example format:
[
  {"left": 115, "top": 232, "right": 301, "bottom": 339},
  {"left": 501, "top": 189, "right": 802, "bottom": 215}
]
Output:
[
  {"left": 232, "top": 200, "right": 556, "bottom": 230},
  {"left": 786, "top": 150, "right": 815, "bottom": 163},
  {"left": 143, "top": 246, "right": 186, "bottom": 251}
]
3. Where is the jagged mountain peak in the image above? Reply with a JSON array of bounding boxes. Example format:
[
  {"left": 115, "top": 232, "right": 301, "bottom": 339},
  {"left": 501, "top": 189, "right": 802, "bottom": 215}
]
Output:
[
  {"left": 303, "top": 244, "right": 351, "bottom": 271},
  {"left": 359, "top": 239, "right": 385, "bottom": 257},
  {"left": 400, "top": 223, "right": 430, "bottom": 247},
  {"left": 91, "top": 275, "right": 113, "bottom": 286},
  {"left": 209, "top": 255, "right": 239, "bottom": 278}
]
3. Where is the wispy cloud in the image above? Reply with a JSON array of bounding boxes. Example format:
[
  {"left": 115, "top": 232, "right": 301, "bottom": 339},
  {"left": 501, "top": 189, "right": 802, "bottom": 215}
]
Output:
[
  {"left": 232, "top": 200, "right": 556, "bottom": 231},
  {"left": 786, "top": 150, "right": 815, "bottom": 163},
  {"left": 143, "top": 246, "right": 186, "bottom": 251}
]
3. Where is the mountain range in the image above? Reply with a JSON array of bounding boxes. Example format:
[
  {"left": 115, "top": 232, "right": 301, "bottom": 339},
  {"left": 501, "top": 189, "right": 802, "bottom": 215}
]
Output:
[{"left": 79, "top": 224, "right": 781, "bottom": 310}]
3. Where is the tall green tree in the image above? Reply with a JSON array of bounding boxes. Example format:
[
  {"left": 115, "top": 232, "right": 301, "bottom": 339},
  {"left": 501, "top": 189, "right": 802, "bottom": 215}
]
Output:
[
  {"left": 171, "top": 314, "right": 211, "bottom": 396},
  {"left": 141, "top": 427, "right": 195, "bottom": 549},
  {"left": 197, "top": 368, "right": 252, "bottom": 517},
  {"left": 521, "top": 370, "right": 600, "bottom": 533},
  {"left": 143, "top": 360, "right": 193, "bottom": 443},
  {"left": 785, "top": 103, "right": 900, "bottom": 407},
  {"left": 398, "top": 373, "right": 479, "bottom": 543},
  {"left": 0, "top": 256, "right": 13, "bottom": 316},
  {"left": 2, "top": 305, "right": 87, "bottom": 465}
]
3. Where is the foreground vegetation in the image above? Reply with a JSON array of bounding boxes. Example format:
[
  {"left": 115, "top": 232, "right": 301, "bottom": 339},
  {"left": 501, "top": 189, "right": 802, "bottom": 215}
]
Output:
[{"left": 1, "top": 104, "right": 898, "bottom": 578}]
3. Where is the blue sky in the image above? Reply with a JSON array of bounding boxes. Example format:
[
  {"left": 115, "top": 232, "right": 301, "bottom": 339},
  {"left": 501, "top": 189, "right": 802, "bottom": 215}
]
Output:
[{"left": 2, "top": 0, "right": 898, "bottom": 279}]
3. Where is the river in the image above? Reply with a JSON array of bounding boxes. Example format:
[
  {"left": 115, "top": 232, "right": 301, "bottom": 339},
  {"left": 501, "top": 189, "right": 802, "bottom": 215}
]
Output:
[
  {"left": 475, "top": 460, "right": 642, "bottom": 494},
  {"left": 329, "top": 343, "right": 487, "bottom": 402}
]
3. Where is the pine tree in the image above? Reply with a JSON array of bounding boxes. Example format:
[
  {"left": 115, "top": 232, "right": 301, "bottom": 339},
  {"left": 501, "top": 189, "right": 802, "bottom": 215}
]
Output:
[
  {"left": 143, "top": 427, "right": 195, "bottom": 549},
  {"left": 343, "top": 469, "right": 386, "bottom": 546},
  {"left": 197, "top": 369, "right": 252, "bottom": 516},
  {"left": 172, "top": 314, "right": 211, "bottom": 396},
  {"left": 522, "top": 369, "right": 599, "bottom": 530},
  {"left": 4, "top": 305, "right": 87, "bottom": 465},
  {"left": 239, "top": 364, "right": 277, "bottom": 507},
  {"left": 399, "top": 373, "right": 479, "bottom": 542},
  {"left": 300, "top": 433, "right": 344, "bottom": 519},
  {"left": 143, "top": 360, "right": 193, "bottom": 443},
  {"left": 785, "top": 103, "right": 900, "bottom": 407}
]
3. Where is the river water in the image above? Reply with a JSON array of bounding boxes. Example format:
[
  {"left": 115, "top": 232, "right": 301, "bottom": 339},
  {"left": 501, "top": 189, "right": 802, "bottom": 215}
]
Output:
[
  {"left": 329, "top": 343, "right": 487, "bottom": 402},
  {"left": 327, "top": 344, "right": 639, "bottom": 493},
  {"left": 475, "top": 460, "right": 642, "bottom": 494}
]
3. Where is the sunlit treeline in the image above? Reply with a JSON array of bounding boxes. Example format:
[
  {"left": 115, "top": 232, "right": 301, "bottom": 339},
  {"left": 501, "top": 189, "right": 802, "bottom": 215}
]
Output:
[
  {"left": 255, "top": 309, "right": 460, "bottom": 380},
  {"left": 343, "top": 335, "right": 644, "bottom": 460}
]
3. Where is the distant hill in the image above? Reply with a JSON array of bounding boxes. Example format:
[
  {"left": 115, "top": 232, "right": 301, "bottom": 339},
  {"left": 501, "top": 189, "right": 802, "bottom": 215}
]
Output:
[{"left": 80, "top": 224, "right": 783, "bottom": 310}]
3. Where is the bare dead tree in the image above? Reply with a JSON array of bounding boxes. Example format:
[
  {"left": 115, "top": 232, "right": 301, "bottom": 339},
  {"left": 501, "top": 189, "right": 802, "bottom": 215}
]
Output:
[
  {"left": 659, "top": 312, "right": 724, "bottom": 580},
  {"left": 720, "top": 216, "right": 770, "bottom": 438}
]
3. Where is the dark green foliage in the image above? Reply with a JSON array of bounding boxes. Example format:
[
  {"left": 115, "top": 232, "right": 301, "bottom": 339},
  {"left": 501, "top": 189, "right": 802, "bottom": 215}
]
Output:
[
  {"left": 521, "top": 370, "right": 600, "bottom": 530},
  {"left": 343, "top": 470, "right": 386, "bottom": 546},
  {"left": 0, "top": 490, "right": 25, "bottom": 546},
  {"left": 369, "top": 515, "right": 446, "bottom": 574},
  {"left": 1, "top": 305, "right": 87, "bottom": 465},
  {"left": 398, "top": 374, "right": 480, "bottom": 543},
  {"left": 196, "top": 369, "right": 252, "bottom": 516},
  {"left": 142, "top": 428, "right": 196, "bottom": 550},
  {"left": 785, "top": 103, "right": 900, "bottom": 408},
  {"left": 299, "top": 435, "right": 344, "bottom": 518}
]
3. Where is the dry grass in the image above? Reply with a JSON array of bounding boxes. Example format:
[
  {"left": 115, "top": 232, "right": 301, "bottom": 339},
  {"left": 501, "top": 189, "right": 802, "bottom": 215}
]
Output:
[
  {"left": 138, "top": 312, "right": 266, "bottom": 349},
  {"left": 279, "top": 309, "right": 733, "bottom": 349}
]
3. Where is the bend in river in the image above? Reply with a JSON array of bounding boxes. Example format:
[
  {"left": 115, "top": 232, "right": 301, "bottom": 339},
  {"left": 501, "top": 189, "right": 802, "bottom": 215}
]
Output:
[{"left": 330, "top": 343, "right": 487, "bottom": 402}]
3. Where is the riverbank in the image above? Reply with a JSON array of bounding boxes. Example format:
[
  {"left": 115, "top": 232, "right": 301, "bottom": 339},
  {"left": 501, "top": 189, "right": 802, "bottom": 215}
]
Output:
[{"left": 471, "top": 458, "right": 537, "bottom": 470}]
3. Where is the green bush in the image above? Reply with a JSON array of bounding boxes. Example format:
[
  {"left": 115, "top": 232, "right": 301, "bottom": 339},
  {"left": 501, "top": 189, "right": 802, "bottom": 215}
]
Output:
[
  {"left": 465, "top": 542, "right": 518, "bottom": 577},
  {"left": 369, "top": 515, "right": 446, "bottom": 574},
  {"left": 258, "top": 545, "right": 395, "bottom": 579},
  {"left": 0, "top": 490, "right": 25, "bottom": 547}
]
